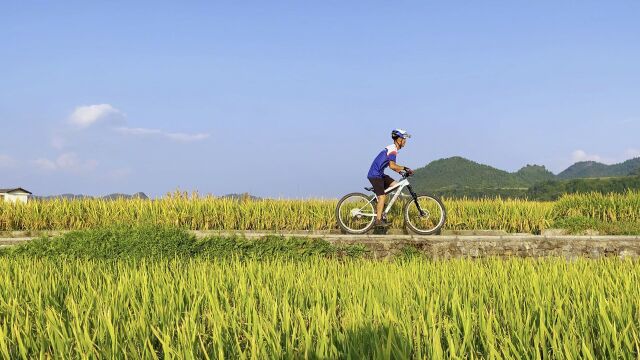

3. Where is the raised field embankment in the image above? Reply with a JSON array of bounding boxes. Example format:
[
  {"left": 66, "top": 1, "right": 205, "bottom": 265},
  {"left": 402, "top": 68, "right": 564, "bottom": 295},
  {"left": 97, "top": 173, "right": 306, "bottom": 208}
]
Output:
[{"left": 1, "top": 230, "right": 639, "bottom": 259}]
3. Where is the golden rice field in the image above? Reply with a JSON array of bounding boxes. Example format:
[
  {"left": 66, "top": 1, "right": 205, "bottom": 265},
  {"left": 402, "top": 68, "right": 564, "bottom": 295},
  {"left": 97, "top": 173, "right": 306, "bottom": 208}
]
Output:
[
  {"left": 0, "top": 257, "right": 639, "bottom": 358},
  {"left": 0, "top": 191, "right": 638, "bottom": 233}
]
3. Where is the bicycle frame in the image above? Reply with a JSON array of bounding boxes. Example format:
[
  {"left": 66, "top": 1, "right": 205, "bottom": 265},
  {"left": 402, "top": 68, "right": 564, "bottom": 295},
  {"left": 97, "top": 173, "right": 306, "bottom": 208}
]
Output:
[
  {"left": 381, "top": 178, "right": 411, "bottom": 215},
  {"left": 354, "top": 176, "right": 425, "bottom": 218}
]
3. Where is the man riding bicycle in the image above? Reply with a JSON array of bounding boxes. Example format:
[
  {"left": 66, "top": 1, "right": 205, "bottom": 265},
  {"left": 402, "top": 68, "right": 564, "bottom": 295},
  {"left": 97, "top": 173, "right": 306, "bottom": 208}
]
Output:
[{"left": 367, "top": 129, "right": 414, "bottom": 228}]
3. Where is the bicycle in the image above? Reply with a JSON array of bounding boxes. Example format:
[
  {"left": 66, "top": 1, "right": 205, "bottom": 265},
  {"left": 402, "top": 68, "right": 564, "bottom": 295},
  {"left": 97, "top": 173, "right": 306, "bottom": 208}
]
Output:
[{"left": 335, "top": 171, "right": 447, "bottom": 235}]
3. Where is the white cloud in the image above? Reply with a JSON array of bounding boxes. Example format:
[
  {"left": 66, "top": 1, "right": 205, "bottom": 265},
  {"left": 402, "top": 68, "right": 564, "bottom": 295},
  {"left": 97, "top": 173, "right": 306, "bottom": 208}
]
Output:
[
  {"left": 33, "top": 153, "right": 98, "bottom": 172},
  {"left": 570, "top": 149, "right": 640, "bottom": 165},
  {"left": 56, "top": 153, "right": 80, "bottom": 169},
  {"left": 51, "top": 136, "right": 67, "bottom": 150},
  {"left": 0, "top": 154, "right": 15, "bottom": 167},
  {"left": 33, "top": 158, "right": 58, "bottom": 171},
  {"left": 165, "top": 132, "right": 211, "bottom": 142},
  {"left": 571, "top": 150, "right": 607, "bottom": 163},
  {"left": 69, "top": 104, "right": 123, "bottom": 128},
  {"left": 115, "top": 127, "right": 210, "bottom": 142},
  {"left": 115, "top": 127, "right": 162, "bottom": 136},
  {"left": 625, "top": 148, "right": 640, "bottom": 159},
  {"left": 66, "top": 104, "right": 209, "bottom": 144}
]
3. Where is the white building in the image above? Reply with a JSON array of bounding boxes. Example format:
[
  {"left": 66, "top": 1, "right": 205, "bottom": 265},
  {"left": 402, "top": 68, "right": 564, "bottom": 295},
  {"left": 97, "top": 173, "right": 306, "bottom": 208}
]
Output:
[{"left": 0, "top": 188, "right": 32, "bottom": 204}]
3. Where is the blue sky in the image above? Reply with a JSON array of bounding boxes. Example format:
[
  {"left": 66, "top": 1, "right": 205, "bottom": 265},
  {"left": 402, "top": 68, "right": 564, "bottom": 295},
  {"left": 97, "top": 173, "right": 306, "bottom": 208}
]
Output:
[{"left": 1, "top": 1, "right": 639, "bottom": 198}]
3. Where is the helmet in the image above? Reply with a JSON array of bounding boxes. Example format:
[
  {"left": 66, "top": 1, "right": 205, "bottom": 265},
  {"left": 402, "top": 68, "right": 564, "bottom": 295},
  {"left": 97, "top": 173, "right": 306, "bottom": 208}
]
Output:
[{"left": 391, "top": 129, "right": 411, "bottom": 140}]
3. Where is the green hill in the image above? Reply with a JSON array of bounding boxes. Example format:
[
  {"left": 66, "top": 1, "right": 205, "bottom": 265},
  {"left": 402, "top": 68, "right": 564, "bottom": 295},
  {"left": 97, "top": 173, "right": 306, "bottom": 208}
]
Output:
[
  {"left": 410, "top": 157, "right": 553, "bottom": 198},
  {"left": 629, "top": 167, "right": 640, "bottom": 176},
  {"left": 410, "top": 157, "right": 530, "bottom": 192},
  {"left": 557, "top": 157, "right": 640, "bottom": 179},
  {"left": 515, "top": 164, "right": 556, "bottom": 184},
  {"left": 408, "top": 156, "right": 640, "bottom": 199}
]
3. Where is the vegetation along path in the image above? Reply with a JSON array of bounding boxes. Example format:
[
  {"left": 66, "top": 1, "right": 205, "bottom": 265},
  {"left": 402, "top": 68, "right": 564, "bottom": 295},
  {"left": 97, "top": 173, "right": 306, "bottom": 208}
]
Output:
[
  {"left": 2, "top": 231, "right": 640, "bottom": 259},
  {"left": 1, "top": 191, "right": 640, "bottom": 235},
  {"left": 1, "top": 227, "right": 639, "bottom": 357}
]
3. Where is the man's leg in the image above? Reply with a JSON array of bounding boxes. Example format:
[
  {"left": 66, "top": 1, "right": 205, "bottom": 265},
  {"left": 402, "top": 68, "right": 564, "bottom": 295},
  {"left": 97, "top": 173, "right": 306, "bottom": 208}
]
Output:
[
  {"left": 377, "top": 178, "right": 397, "bottom": 224},
  {"left": 376, "top": 194, "right": 386, "bottom": 222}
]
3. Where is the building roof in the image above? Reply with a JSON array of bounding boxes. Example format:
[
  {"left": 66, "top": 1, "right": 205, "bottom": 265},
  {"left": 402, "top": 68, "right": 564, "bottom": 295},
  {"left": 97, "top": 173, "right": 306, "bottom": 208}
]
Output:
[{"left": 0, "top": 188, "right": 32, "bottom": 195}]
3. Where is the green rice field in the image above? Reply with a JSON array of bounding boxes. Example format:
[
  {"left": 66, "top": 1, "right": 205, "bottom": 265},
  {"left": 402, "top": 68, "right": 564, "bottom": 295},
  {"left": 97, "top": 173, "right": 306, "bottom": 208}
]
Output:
[
  {"left": 0, "top": 256, "right": 638, "bottom": 358},
  {"left": 1, "top": 191, "right": 638, "bottom": 234}
]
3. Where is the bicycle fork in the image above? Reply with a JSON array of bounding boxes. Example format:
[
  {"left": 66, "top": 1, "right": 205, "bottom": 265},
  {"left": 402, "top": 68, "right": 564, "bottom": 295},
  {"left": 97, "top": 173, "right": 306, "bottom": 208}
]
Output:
[{"left": 407, "top": 185, "right": 427, "bottom": 217}]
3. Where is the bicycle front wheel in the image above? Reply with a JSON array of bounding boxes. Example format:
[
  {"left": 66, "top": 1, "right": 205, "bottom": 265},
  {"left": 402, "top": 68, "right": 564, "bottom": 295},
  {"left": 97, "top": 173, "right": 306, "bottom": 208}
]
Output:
[
  {"left": 336, "top": 192, "right": 377, "bottom": 234},
  {"left": 403, "top": 194, "right": 446, "bottom": 235}
]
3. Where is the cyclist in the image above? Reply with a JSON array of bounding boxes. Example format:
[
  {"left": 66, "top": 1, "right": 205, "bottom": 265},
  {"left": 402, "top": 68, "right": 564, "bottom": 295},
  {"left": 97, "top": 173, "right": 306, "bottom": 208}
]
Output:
[{"left": 367, "top": 129, "right": 414, "bottom": 228}]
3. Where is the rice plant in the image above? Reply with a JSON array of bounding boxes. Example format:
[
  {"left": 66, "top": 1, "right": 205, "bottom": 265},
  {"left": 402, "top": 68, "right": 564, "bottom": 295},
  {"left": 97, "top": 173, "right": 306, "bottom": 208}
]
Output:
[
  {"left": 0, "top": 257, "right": 638, "bottom": 358},
  {"left": 0, "top": 191, "right": 637, "bottom": 233}
]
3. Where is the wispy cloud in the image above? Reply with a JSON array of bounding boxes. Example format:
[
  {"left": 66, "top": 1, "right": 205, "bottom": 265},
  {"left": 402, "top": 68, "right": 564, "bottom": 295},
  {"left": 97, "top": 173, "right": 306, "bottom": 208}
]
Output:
[
  {"left": 571, "top": 149, "right": 639, "bottom": 165},
  {"left": 0, "top": 154, "right": 15, "bottom": 167},
  {"left": 571, "top": 150, "right": 605, "bottom": 163},
  {"left": 65, "top": 104, "right": 210, "bottom": 143},
  {"left": 115, "top": 127, "right": 210, "bottom": 142},
  {"left": 51, "top": 135, "right": 67, "bottom": 150},
  {"left": 33, "top": 153, "right": 98, "bottom": 172},
  {"left": 114, "top": 127, "right": 162, "bottom": 136},
  {"left": 626, "top": 148, "right": 640, "bottom": 159},
  {"left": 69, "top": 104, "right": 124, "bottom": 128},
  {"left": 166, "top": 132, "right": 210, "bottom": 142},
  {"left": 33, "top": 158, "right": 58, "bottom": 171},
  {"left": 108, "top": 167, "right": 133, "bottom": 180},
  {"left": 40, "top": 104, "right": 210, "bottom": 179}
]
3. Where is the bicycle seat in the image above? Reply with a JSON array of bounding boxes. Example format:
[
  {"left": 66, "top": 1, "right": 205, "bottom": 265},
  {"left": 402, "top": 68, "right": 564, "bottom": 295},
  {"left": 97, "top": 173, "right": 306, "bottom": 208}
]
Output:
[{"left": 364, "top": 186, "right": 374, "bottom": 192}]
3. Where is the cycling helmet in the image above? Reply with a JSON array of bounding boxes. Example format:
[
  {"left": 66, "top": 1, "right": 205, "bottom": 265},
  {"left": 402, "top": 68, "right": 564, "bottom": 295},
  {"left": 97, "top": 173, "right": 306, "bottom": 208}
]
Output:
[{"left": 391, "top": 129, "right": 411, "bottom": 140}]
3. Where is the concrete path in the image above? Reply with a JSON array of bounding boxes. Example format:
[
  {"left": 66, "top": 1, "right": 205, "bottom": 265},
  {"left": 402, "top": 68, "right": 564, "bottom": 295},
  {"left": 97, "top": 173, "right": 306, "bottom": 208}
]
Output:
[
  {"left": 0, "top": 237, "right": 33, "bottom": 246},
  {"left": 0, "top": 229, "right": 509, "bottom": 238},
  {"left": 1, "top": 231, "right": 639, "bottom": 258}
]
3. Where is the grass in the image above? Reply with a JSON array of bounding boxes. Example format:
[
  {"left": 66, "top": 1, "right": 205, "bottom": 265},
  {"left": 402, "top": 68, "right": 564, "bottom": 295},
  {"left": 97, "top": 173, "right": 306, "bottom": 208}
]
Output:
[
  {"left": 0, "top": 256, "right": 638, "bottom": 358},
  {"left": 0, "top": 191, "right": 638, "bottom": 234},
  {"left": 1, "top": 227, "right": 366, "bottom": 260},
  {"left": 1, "top": 226, "right": 638, "bottom": 357}
]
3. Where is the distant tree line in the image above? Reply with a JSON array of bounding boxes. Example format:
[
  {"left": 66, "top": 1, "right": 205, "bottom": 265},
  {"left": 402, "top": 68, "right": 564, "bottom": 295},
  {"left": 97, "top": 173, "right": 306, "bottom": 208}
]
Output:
[
  {"left": 421, "top": 175, "right": 640, "bottom": 201},
  {"left": 526, "top": 175, "right": 640, "bottom": 201}
]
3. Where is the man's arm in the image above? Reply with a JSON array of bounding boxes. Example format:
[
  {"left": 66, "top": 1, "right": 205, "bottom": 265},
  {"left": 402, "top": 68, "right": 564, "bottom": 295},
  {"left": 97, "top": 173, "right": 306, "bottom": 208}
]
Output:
[{"left": 389, "top": 161, "right": 412, "bottom": 174}]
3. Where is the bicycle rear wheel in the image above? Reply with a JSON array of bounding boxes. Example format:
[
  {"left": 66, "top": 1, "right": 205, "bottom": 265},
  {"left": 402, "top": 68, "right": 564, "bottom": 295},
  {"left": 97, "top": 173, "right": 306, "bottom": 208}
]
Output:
[
  {"left": 403, "top": 194, "right": 446, "bottom": 235},
  {"left": 336, "top": 192, "right": 377, "bottom": 234}
]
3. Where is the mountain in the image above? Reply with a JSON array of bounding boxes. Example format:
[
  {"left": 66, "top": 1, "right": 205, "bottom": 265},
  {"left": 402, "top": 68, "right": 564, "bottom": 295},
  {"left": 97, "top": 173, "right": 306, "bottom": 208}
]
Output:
[
  {"left": 102, "top": 192, "right": 149, "bottom": 200},
  {"left": 557, "top": 157, "right": 640, "bottom": 179},
  {"left": 36, "top": 192, "right": 149, "bottom": 200},
  {"left": 33, "top": 192, "right": 262, "bottom": 201},
  {"left": 410, "top": 157, "right": 544, "bottom": 192},
  {"left": 515, "top": 164, "right": 556, "bottom": 184},
  {"left": 220, "top": 193, "right": 261, "bottom": 200},
  {"left": 36, "top": 194, "right": 91, "bottom": 200},
  {"left": 409, "top": 156, "right": 640, "bottom": 199}
]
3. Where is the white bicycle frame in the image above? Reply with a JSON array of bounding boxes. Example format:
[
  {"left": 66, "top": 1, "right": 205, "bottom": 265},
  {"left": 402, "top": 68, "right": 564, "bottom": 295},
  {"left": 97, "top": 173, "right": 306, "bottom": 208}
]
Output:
[{"left": 352, "top": 178, "right": 412, "bottom": 218}]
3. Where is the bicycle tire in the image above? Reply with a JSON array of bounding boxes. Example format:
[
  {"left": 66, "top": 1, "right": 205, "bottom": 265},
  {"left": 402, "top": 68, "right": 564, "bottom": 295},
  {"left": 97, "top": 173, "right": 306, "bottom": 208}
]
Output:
[
  {"left": 336, "top": 192, "right": 377, "bottom": 234},
  {"left": 403, "top": 194, "right": 447, "bottom": 235}
]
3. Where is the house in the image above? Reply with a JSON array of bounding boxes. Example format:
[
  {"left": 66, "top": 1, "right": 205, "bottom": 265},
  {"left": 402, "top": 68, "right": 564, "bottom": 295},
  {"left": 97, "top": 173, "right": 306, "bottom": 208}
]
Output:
[{"left": 0, "top": 188, "right": 32, "bottom": 204}]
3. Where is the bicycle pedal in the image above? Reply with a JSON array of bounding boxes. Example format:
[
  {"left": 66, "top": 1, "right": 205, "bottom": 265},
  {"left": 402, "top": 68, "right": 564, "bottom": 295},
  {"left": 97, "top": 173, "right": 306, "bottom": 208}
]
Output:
[{"left": 373, "top": 227, "right": 388, "bottom": 235}]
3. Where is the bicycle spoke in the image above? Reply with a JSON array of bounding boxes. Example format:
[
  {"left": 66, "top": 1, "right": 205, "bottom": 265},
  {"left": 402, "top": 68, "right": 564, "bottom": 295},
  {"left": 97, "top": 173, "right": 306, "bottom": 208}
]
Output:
[
  {"left": 337, "top": 195, "right": 375, "bottom": 233},
  {"left": 405, "top": 196, "right": 445, "bottom": 233}
]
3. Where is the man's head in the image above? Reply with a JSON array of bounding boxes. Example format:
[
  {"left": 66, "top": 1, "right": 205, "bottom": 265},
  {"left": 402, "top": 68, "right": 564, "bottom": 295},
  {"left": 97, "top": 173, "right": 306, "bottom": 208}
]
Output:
[{"left": 391, "top": 129, "right": 411, "bottom": 149}]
